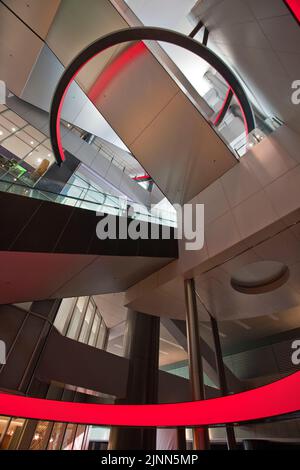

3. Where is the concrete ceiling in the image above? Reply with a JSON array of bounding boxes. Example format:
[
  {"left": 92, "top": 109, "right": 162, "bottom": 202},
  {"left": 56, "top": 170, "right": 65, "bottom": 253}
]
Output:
[
  {"left": 0, "top": 252, "right": 173, "bottom": 304},
  {"left": 124, "top": 220, "right": 300, "bottom": 328}
]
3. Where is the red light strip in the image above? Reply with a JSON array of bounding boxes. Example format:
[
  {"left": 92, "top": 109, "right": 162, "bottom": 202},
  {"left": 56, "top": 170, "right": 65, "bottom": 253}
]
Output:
[
  {"left": 88, "top": 42, "right": 147, "bottom": 103},
  {"left": 133, "top": 174, "right": 151, "bottom": 181},
  {"left": 1, "top": 372, "right": 300, "bottom": 426},
  {"left": 213, "top": 87, "right": 232, "bottom": 126},
  {"left": 285, "top": 0, "right": 300, "bottom": 22},
  {"left": 56, "top": 43, "right": 146, "bottom": 163},
  {"left": 55, "top": 42, "right": 252, "bottom": 164}
]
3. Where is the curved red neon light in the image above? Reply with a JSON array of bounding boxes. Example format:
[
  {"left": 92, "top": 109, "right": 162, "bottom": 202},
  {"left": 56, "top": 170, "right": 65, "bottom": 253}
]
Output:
[
  {"left": 1, "top": 372, "right": 300, "bottom": 426},
  {"left": 285, "top": 0, "right": 300, "bottom": 22},
  {"left": 213, "top": 87, "right": 233, "bottom": 126},
  {"left": 88, "top": 42, "right": 147, "bottom": 103},
  {"left": 53, "top": 29, "right": 255, "bottom": 164},
  {"left": 57, "top": 42, "right": 147, "bottom": 163}
]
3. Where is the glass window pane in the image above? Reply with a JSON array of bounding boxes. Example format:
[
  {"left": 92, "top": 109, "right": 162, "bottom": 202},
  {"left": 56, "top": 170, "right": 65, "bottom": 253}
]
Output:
[
  {"left": 47, "top": 422, "right": 65, "bottom": 450},
  {"left": 66, "top": 297, "right": 87, "bottom": 341},
  {"left": 73, "top": 424, "right": 86, "bottom": 450},
  {"left": 54, "top": 298, "right": 75, "bottom": 334},
  {"left": 30, "top": 421, "right": 51, "bottom": 450},
  {"left": 88, "top": 313, "right": 100, "bottom": 347},
  {"left": 0, "top": 416, "right": 10, "bottom": 443},
  {"left": 67, "top": 306, "right": 85, "bottom": 340},
  {"left": 62, "top": 423, "right": 77, "bottom": 450},
  {"left": 79, "top": 301, "right": 94, "bottom": 344},
  {"left": 77, "top": 297, "right": 87, "bottom": 313},
  {"left": 96, "top": 320, "right": 107, "bottom": 350},
  {"left": 1, "top": 418, "right": 25, "bottom": 450}
]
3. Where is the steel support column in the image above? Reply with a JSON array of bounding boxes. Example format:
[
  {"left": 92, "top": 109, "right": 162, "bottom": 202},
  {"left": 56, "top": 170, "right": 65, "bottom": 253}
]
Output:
[
  {"left": 184, "top": 279, "right": 210, "bottom": 450},
  {"left": 108, "top": 310, "right": 160, "bottom": 450},
  {"left": 210, "top": 314, "right": 237, "bottom": 450}
]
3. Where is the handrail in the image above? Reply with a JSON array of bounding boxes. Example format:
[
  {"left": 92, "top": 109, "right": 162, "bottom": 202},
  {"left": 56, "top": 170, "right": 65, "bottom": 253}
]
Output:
[{"left": 0, "top": 176, "right": 177, "bottom": 226}]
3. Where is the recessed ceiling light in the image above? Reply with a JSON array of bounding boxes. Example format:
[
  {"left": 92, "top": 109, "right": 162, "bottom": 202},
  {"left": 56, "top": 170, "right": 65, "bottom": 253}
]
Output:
[
  {"left": 47, "top": 153, "right": 51, "bottom": 157},
  {"left": 11, "top": 127, "right": 16, "bottom": 132},
  {"left": 67, "top": 123, "right": 71, "bottom": 128},
  {"left": 36, "top": 158, "right": 42, "bottom": 164},
  {"left": 231, "top": 261, "right": 289, "bottom": 294},
  {"left": 30, "top": 141, "right": 34, "bottom": 145},
  {"left": 0, "top": 130, "right": 3, "bottom": 136}
]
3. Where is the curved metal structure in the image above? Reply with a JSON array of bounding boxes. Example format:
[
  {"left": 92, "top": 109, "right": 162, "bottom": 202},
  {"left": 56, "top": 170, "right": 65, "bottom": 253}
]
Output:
[
  {"left": 0, "top": 371, "right": 300, "bottom": 426},
  {"left": 50, "top": 27, "right": 255, "bottom": 165}
]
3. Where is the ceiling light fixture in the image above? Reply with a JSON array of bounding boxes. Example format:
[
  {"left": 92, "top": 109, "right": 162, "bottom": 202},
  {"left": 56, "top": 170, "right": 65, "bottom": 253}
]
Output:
[{"left": 231, "top": 261, "right": 289, "bottom": 294}]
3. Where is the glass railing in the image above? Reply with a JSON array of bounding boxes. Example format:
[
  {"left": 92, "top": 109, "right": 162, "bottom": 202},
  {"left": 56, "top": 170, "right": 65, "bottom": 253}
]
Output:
[
  {"left": 0, "top": 173, "right": 177, "bottom": 227},
  {"left": 61, "top": 122, "right": 144, "bottom": 178}
]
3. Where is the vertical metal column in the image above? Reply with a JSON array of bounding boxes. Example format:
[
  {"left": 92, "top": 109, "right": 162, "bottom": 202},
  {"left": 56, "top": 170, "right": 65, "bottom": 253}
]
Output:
[
  {"left": 177, "top": 428, "right": 187, "bottom": 450},
  {"left": 109, "top": 310, "right": 160, "bottom": 450},
  {"left": 210, "top": 314, "right": 237, "bottom": 450},
  {"left": 184, "top": 279, "right": 210, "bottom": 450}
]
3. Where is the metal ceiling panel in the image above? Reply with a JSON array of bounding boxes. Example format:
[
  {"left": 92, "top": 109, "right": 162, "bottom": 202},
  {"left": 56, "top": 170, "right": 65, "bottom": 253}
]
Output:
[
  {"left": 3, "top": 0, "right": 61, "bottom": 39},
  {"left": 46, "top": 0, "right": 127, "bottom": 66},
  {"left": 92, "top": 46, "right": 236, "bottom": 203},
  {"left": 0, "top": 4, "right": 43, "bottom": 95},
  {"left": 130, "top": 91, "right": 236, "bottom": 203}
]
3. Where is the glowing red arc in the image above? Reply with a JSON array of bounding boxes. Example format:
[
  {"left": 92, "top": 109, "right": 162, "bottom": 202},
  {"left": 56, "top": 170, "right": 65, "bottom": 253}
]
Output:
[
  {"left": 88, "top": 42, "right": 147, "bottom": 103},
  {"left": 285, "top": 0, "right": 300, "bottom": 22},
  {"left": 56, "top": 39, "right": 251, "bottom": 162},
  {"left": 0, "top": 372, "right": 300, "bottom": 426},
  {"left": 213, "top": 87, "right": 232, "bottom": 126},
  {"left": 57, "top": 42, "right": 147, "bottom": 163}
]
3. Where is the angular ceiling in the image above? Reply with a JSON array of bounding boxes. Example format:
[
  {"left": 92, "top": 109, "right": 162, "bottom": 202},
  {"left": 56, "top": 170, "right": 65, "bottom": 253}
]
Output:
[
  {"left": 1, "top": 0, "right": 238, "bottom": 204},
  {"left": 191, "top": 0, "right": 300, "bottom": 133}
]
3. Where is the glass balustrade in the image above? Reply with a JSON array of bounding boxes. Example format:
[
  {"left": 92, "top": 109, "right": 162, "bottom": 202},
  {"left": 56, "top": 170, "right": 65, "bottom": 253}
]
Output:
[{"left": 0, "top": 171, "right": 177, "bottom": 227}]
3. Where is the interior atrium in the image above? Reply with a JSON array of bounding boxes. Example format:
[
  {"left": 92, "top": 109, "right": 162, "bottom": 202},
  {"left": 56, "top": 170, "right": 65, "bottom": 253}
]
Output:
[{"left": 0, "top": 0, "right": 300, "bottom": 453}]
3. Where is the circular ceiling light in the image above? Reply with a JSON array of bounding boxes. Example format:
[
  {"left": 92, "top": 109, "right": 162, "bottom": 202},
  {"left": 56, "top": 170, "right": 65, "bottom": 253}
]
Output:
[
  {"left": 49, "top": 27, "right": 255, "bottom": 165},
  {"left": 231, "top": 261, "right": 289, "bottom": 294}
]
